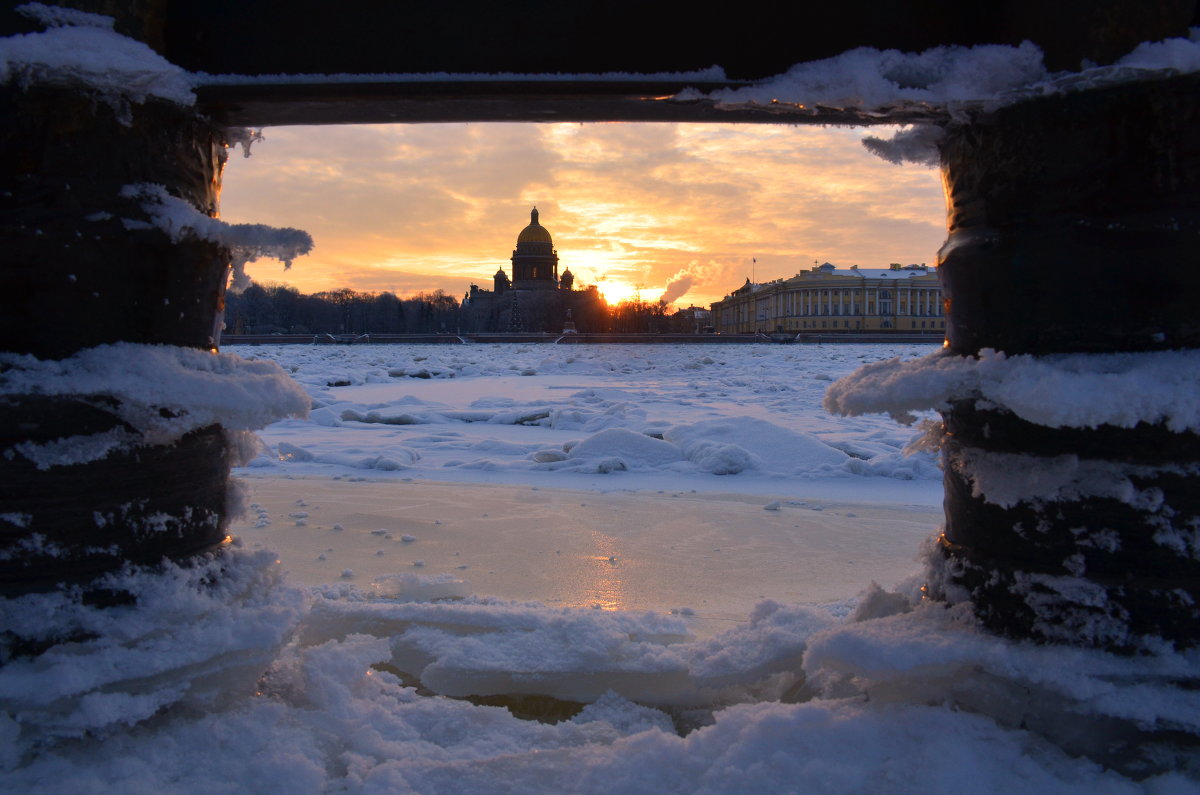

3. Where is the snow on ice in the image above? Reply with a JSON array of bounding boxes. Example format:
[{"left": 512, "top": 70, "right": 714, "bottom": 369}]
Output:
[
  {"left": 236, "top": 343, "right": 943, "bottom": 488},
  {"left": 4, "top": 548, "right": 1195, "bottom": 792},
  {"left": 4, "top": 340, "right": 1199, "bottom": 790}
]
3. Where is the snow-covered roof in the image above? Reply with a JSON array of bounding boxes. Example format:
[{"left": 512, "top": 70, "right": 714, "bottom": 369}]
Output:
[{"left": 847, "top": 268, "right": 932, "bottom": 279}]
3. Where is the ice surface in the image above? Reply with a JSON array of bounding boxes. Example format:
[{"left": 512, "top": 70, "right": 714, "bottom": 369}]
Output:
[{"left": 232, "top": 477, "right": 940, "bottom": 635}]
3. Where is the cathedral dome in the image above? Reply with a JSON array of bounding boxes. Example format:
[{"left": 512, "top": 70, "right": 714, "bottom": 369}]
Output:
[{"left": 517, "top": 207, "right": 553, "bottom": 245}]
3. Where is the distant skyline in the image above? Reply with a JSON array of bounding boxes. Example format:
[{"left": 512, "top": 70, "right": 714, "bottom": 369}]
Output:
[{"left": 218, "top": 122, "right": 946, "bottom": 309}]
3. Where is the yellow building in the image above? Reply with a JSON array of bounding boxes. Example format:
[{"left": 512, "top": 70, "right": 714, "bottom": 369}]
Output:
[{"left": 710, "top": 262, "right": 944, "bottom": 334}]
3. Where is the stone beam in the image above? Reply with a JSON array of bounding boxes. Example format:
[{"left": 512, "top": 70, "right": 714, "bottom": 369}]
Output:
[{"left": 194, "top": 80, "right": 945, "bottom": 128}]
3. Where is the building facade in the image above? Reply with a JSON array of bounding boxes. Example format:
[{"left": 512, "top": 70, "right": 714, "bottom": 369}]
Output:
[{"left": 710, "top": 262, "right": 944, "bottom": 334}]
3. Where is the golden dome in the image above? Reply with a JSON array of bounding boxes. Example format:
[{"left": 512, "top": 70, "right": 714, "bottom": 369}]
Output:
[{"left": 517, "top": 207, "right": 553, "bottom": 245}]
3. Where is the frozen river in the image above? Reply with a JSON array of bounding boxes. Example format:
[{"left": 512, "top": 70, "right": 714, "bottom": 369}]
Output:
[
  {"left": 6, "top": 341, "right": 1184, "bottom": 793},
  {"left": 228, "top": 341, "right": 944, "bottom": 632}
]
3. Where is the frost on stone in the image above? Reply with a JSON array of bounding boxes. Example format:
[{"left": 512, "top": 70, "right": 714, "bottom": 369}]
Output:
[
  {"left": 947, "top": 446, "right": 1190, "bottom": 510},
  {"left": 862, "top": 124, "right": 945, "bottom": 166},
  {"left": 12, "top": 427, "right": 130, "bottom": 471},
  {"left": 825, "top": 348, "right": 1200, "bottom": 433},
  {"left": 2, "top": 3, "right": 195, "bottom": 110},
  {"left": 225, "top": 127, "right": 265, "bottom": 159},
  {"left": 17, "top": 2, "right": 112, "bottom": 30},
  {"left": 120, "top": 183, "right": 313, "bottom": 294},
  {"left": 0, "top": 343, "right": 309, "bottom": 468}
]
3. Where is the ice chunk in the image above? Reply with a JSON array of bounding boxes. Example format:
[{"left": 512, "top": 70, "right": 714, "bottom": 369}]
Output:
[
  {"left": 567, "top": 428, "right": 684, "bottom": 470},
  {"left": 666, "top": 418, "right": 847, "bottom": 475}
]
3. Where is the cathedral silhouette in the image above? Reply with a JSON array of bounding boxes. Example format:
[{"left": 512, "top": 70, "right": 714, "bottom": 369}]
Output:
[{"left": 461, "top": 208, "right": 603, "bottom": 333}]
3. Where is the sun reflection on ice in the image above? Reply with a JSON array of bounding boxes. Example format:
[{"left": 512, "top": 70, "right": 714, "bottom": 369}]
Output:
[{"left": 581, "top": 531, "right": 627, "bottom": 611}]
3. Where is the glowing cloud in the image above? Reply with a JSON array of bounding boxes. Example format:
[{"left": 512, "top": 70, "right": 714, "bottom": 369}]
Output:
[{"left": 218, "top": 122, "right": 946, "bottom": 307}]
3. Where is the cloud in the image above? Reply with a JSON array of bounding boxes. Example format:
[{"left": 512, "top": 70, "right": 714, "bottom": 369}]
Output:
[{"left": 220, "top": 122, "right": 945, "bottom": 304}]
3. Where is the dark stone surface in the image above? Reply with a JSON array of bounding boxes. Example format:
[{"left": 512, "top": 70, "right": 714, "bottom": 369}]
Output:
[
  {"left": 939, "top": 72, "right": 1200, "bottom": 356},
  {"left": 943, "top": 401, "right": 1200, "bottom": 464},
  {"left": 933, "top": 71, "right": 1200, "bottom": 650},
  {"left": 7, "top": 1, "right": 1193, "bottom": 79},
  {"left": 0, "top": 402, "right": 230, "bottom": 594},
  {"left": 941, "top": 444, "right": 1200, "bottom": 585},
  {"left": 0, "top": 85, "right": 233, "bottom": 590},
  {"left": 0, "top": 87, "right": 228, "bottom": 359},
  {"left": 154, "top": 0, "right": 1195, "bottom": 78}
]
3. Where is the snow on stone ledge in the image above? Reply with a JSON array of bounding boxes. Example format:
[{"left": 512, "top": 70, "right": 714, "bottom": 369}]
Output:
[
  {"left": 824, "top": 348, "right": 1200, "bottom": 432},
  {"left": 0, "top": 343, "right": 309, "bottom": 468},
  {"left": 0, "top": 3, "right": 194, "bottom": 107},
  {"left": 693, "top": 42, "right": 1048, "bottom": 113},
  {"left": 121, "top": 183, "right": 313, "bottom": 292},
  {"left": 693, "top": 30, "right": 1200, "bottom": 116}
]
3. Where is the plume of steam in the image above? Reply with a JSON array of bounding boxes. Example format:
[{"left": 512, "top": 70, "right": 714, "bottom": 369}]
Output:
[
  {"left": 659, "top": 259, "right": 739, "bottom": 306},
  {"left": 660, "top": 275, "right": 695, "bottom": 305}
]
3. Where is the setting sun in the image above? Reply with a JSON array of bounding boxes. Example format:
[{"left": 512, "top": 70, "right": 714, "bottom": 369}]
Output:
[{"left": 595, "top": 280, "right": 642, "bottom": 305}]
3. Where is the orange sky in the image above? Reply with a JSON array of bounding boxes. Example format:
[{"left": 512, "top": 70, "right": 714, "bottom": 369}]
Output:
[{"left": 218, "top": 122, "right": 946, "bottom": 309}]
